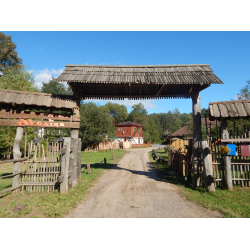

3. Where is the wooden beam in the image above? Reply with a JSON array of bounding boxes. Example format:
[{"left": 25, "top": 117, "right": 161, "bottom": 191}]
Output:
[
  {"left": 0, "top": 110, "right": 80, "bottom": 121},
  {"left": 156, "top": 85, "right": 166, "bottom": 96}
]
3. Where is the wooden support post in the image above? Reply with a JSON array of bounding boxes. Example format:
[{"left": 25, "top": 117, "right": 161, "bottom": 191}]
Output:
[
  {"left": 77, "top": 138, "right": 82, "bottom": 182},
  {"left": 60, "top": 137, "right": 71, "bottom": 194},
  {"left": 104, "top": 158, "right": 107, "bottom": 164},
  {"left": 221, "top": 118, "right": 233, "bottom": 191},
  {"left": 87, "top": 164, "right": 91, "bottom": 174},
  {"left": 69, "top": 129, "right": 78, "bottom": 188},
  {"left": 12, "top": 126, "right": 23, "bottom": 194},
  {"left": 201, "top": 141, "right": 215, "bottom": 192},
  {"left": 192, "top": 91, "right": 202, "bottom": 187}
]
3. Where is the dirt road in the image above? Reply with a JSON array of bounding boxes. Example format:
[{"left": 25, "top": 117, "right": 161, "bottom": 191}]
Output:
[{"left": 67, "top": 148, "right": 223, "bottom": 218}]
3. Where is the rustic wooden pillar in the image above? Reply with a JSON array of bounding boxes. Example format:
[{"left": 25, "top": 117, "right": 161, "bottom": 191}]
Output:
[
  {"left": 60, "top": 137, "right": 71, "bottom": 193},
  {"left": 77, "top": 138, "right": 82, "bottom": 182},
  {"left": 192, "top": 91, "right": 202, "bottom": 187},
  {"left": 12, "top": 126, "right": 23, "bottom": 194},
  {"left": 221, "top": 118, "right": 233, "bottom": 191},
  {"left": 69, "top": 99, "right": 80, "bottom": 188},
  {"left": 201, "top": 141, "right": 215, "bottom": 192}
]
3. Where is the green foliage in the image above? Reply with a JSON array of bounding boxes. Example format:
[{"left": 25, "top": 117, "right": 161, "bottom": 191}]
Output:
[
  {"left": 143, "top": 117, "right": 161, "bottom": 143},
  {"left": 40, "top": 76, "right": 73, "bottom": 95},
  {"left": 79, "top": 103, "right": 115, "bottom": 149},
  {"left": 237, "top": 79, "right": 250, "bottom": 100},
  {"left": 0, "top": 65, "right": 38, "bottom": 92},
  {"left": 100, "top": 102, "right": 128, "bottom": 124},
  {"left": 127, "top": 103, "right": 148, "bottom": 124},
  {"left": 0, "top": 61, "right": 38, "bottom": 158},
  {"left": 0, "top": 32, "right": 22, "bottom": 74}
]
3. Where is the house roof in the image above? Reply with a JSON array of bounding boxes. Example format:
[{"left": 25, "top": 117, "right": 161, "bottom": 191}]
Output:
[
  {"left": 116, "top": 121, "right": 143, "bottom": 127},
  {"left": 55, "top": 64, "right": 223, "bottom": 100},
  {"left": 209, "top": 100, "right": 250, "bottom": 120},
  {"left": 0, "top": 89, "right": 78, "bottom": 110},
  {"left": 171, "top": 118, "right": 217, "bottom": 137}
]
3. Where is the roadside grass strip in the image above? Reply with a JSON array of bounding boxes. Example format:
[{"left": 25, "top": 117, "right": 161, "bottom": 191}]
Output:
[
  {"left": 0, "top": 149, "right": 127, "bottom": 218},
  {"left": 149, "top": 149, "right": 250, "bottom": 218}
]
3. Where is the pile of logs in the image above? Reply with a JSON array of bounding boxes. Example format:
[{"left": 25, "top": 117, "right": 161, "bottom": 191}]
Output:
[{"left": 152, "top": 149, "right": 166, "bottom": 163}]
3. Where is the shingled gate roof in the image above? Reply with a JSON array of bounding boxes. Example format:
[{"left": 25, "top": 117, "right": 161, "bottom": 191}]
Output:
[
  {"left": 0, "top": 89, "right": 78, "bottom": 110},
  {"left": 56, "top": 64, "right": 223, "bottom": 100},
  {"left": 209, "top": 100, "right": 250, "bottom": 120}
]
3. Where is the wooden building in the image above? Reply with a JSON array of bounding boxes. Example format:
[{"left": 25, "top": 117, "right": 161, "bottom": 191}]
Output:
[
  {"left": 171, "top": 118, "right": 217, "bottom": 139},
  {"left": 115, "top": 121, "right": 144, "bottom": 145}
]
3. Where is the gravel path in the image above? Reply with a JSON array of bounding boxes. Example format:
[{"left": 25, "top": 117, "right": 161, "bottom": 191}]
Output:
[{"left": 67, "top": 148, "right": 223, "bottom": 218}]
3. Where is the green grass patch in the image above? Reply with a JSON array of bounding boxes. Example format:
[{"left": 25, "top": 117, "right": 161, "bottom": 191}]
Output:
[
  {"left": 0, "top": 149, "right": 127, "bottom": 218},
  {"left": 149, "top": 149, "right": 250, "bottom": 218}
]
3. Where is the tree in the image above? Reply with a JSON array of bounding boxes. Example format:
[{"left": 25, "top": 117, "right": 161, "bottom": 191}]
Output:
[
  {"left": 100, "top": 102, "right": 128, "bottom": 124},
  {"left": 237, "top": 80, "right": 250, "bottom": 100},
  {"left": 79, "top": 103, "right": 115, "bottom": 149},
  {"left": 0, "top": 65, "right": 38, "bottom": 92},
  {"left": 127, "top": 103, "right": 148, "bottom": 124},
  {"left": 41, "top": 76, "right": 73, "bottom": 95},
  {"left": 0, "top": 65, "right": 39, "bottom": 159},
  {"left": 0, "top": 32, "right": 22, "bottom": 74}
]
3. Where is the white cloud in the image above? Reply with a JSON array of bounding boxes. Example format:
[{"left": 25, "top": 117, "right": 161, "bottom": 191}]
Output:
[
  {"left": 34, "top": 68, "right": 64, "bottom": 89},
  {"left": 88, "top": 98, "right": 157, "bottom": 109}
]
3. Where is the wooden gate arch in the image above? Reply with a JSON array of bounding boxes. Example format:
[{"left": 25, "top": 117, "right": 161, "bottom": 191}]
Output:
[
  {"left": 0, "top": 89, "right": 81, "bottom": 194},
  {"left": 56, "top": 64, "right": 223, "bottom": 192}
]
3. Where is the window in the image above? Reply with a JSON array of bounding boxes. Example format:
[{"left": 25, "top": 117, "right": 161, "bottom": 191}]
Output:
[
  {"left": 134, "top": 127, "right": 136, "bottom": 133},
  {"left": 138, "top": 128, "right": 140, "bottom": 133}
]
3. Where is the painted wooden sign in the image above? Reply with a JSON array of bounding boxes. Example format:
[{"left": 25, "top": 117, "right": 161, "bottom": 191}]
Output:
[{"left": 17, "top": 118, "right": 65, "bottom": 127}]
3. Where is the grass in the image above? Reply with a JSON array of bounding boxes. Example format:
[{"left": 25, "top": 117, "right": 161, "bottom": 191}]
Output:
[
  {"left": 0, "top": 149, "right": 127, "bottom": 218},
  {"left": 149, "top": 149, "right": 250, "bottom": 218}
]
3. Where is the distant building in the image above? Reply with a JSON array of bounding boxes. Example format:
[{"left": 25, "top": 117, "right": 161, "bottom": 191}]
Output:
[
  {"left": 115, "top": 121, "right": 144, "bottom": 145},
  {"left": 171, "top": 117, "right": 217, "bottom": 139}
]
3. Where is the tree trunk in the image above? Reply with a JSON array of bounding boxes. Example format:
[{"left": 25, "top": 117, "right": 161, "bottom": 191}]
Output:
[{"left": 12, "top": 127, "right": 23, "bottom": 194}]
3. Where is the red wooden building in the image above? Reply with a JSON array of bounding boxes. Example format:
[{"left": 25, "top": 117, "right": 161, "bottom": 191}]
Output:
[{"left": 115, "top": 121, "right": 144, "bottom": 145}]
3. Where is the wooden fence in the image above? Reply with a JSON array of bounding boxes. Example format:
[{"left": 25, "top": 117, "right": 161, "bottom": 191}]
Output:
[{"left": 0, "top": 137, "right": 81, "bottom": 195}]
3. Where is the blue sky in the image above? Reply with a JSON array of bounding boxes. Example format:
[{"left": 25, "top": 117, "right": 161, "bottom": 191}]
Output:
[{"left": 3, "top": 31, "right": 250, "bottom": 114}]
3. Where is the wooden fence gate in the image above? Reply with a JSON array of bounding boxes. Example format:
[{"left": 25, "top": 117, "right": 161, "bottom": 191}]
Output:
[{"left": 0, "top": 137, "right": 82, "bottom": 195}]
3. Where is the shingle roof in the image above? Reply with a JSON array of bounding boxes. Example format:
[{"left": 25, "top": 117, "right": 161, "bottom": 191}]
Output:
[
  {"left": 209, "top": 100, "right": 250, "bottom": 120},
  {"left": 56, "top": 64, "right": 223, "bottom": 85},
  {"left": 116, "top": 121, "right": 143, "bottom": 126},
  {"left": 0, "top": 89, "right": 78, "bottom": 110},
  {"left": 171, "top": 118, "right": 217, "bottom": 136}
]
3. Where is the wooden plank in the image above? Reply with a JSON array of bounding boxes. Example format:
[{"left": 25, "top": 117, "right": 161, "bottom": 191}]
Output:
[
  {"left": 0, "top": 157, "right": 29, "bottom": 164},
  {"left": 0, "top": 110, "right": 75, "bottom": 121},
  {"left": 243, "top": 102, "right": 250, "bottom": 116},
  {"left": 0, "top": 184, "right": 23, "bottom": 195},
  {"left": 212, "top": 104, "right": 220, "bottom": 117},
  {"left": 221, "top": 138, "right": 250, "bottom": 143},
  {"left": 225, "top": 102, "right": 238, "bottom": 117},
  {"left": 156, "top": 84, "right": 165, "bottom": 96},
  {"left": 23, "top": 182, "right": 56, "bottom": 186},
  {"left": 218, "top": 104, "right": 229, "bottom": 117},
  {"left": 37, "top": 95, "right": 44, "bottom": 106},
  {"left": 0, "top": 119, "right": 80, "bottom": 128},
  {"left": 235, "top": 102, "right": 247, "bottom": 117},
  {"left": 209, "top": 104, "right": 214, "bottom": 117}
]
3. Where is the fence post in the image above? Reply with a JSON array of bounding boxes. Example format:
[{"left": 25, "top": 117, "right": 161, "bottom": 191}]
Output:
[
  {"left": 201, "top": 141, "right": 215, "bottom": 192},
  {"left": 221, "top": 118, "right": 233, "bottom": 191},
  {"left": 60, "top": 137, "right": 71, "bottom": 194},
  {"left": 77, "top": 138, "right": 82, "bottom": 182},
  {"left": 69, "top": 129, "right": 78, "bottom": 188},
  {"left": 12, "top": 126, "right": 24, "bottom": 194}
]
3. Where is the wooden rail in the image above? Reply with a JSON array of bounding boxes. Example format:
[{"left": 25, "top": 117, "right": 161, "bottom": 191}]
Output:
[{"left": 0, "top": 157, "right": 29, "bottom": 165}]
